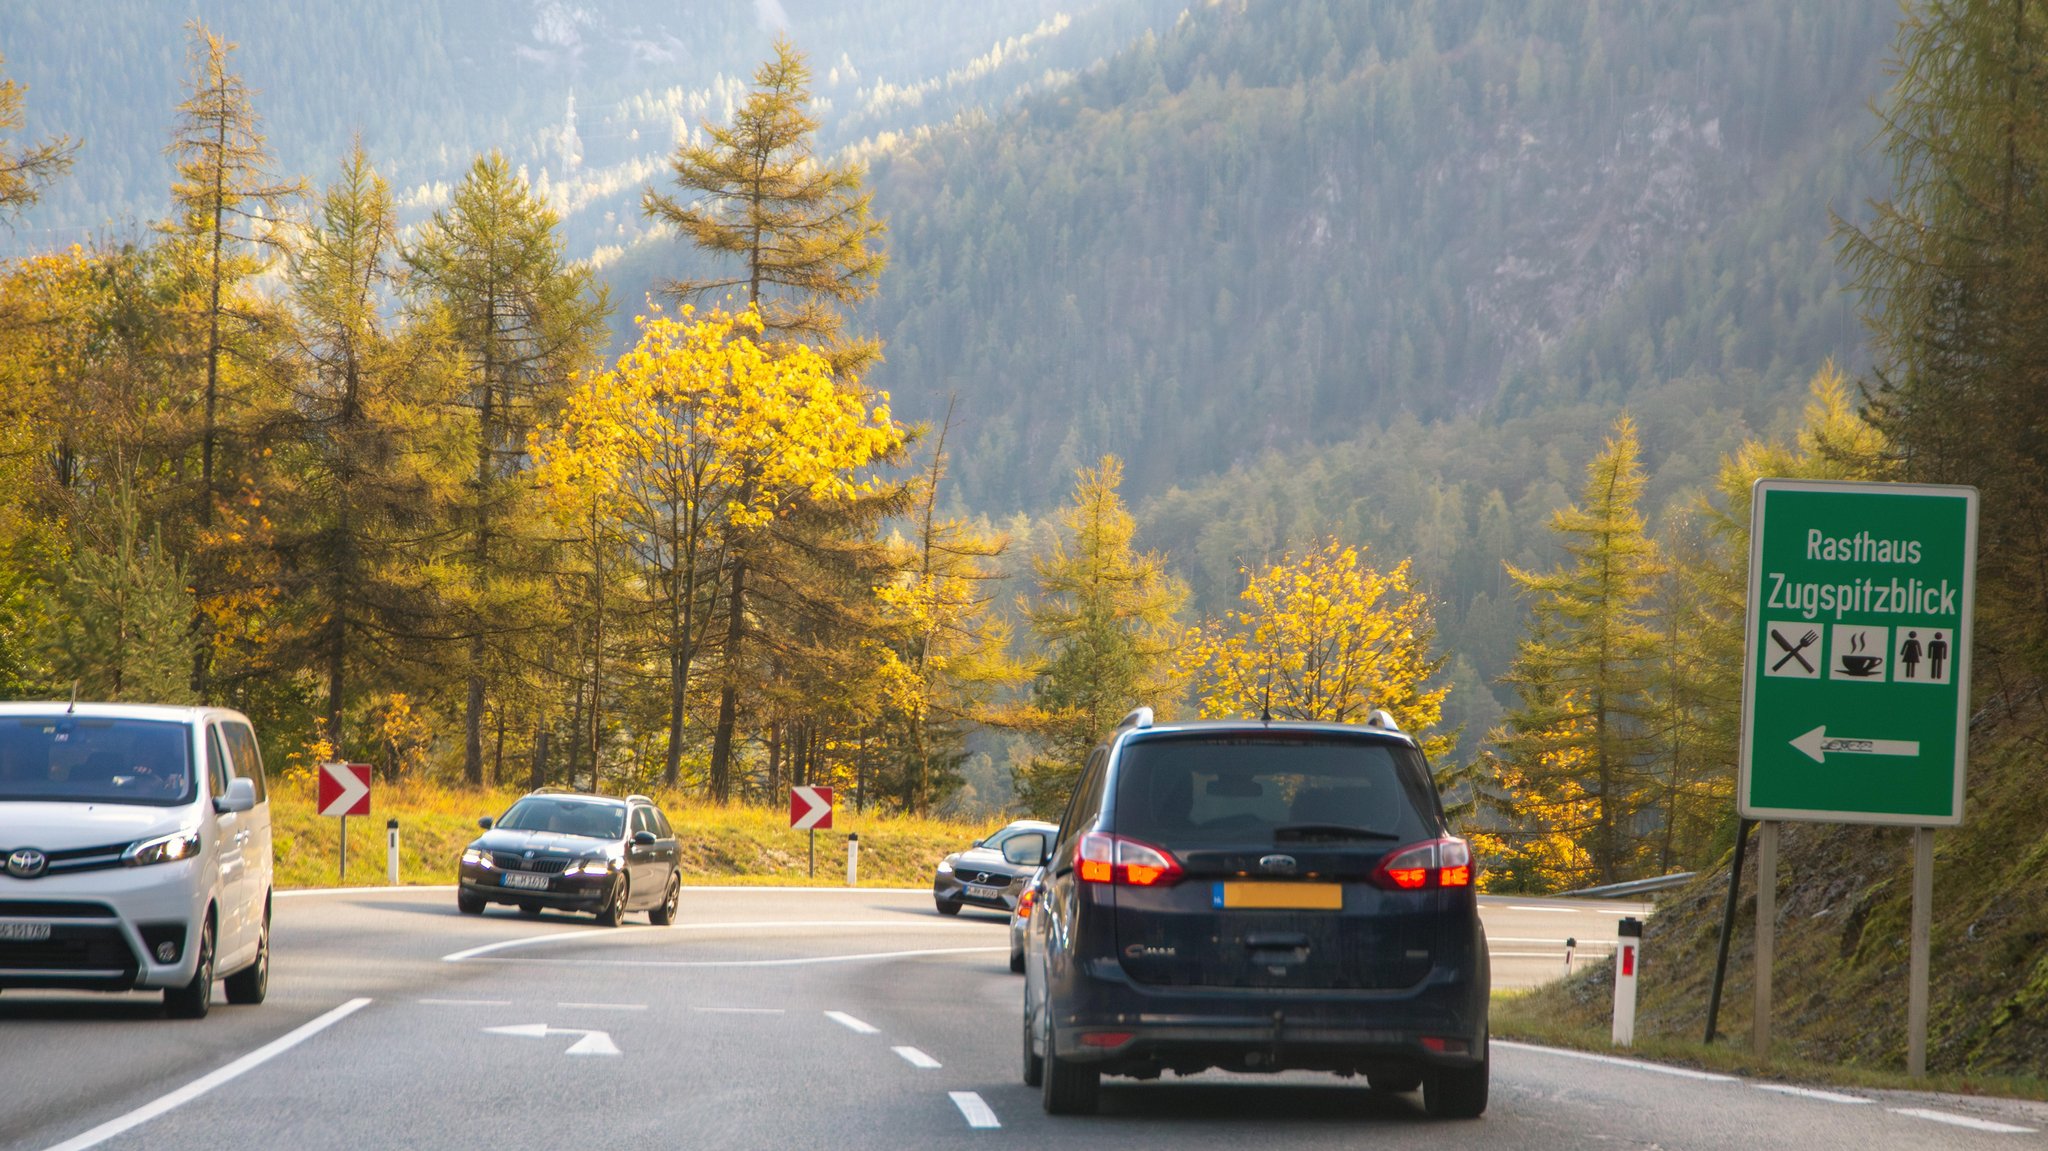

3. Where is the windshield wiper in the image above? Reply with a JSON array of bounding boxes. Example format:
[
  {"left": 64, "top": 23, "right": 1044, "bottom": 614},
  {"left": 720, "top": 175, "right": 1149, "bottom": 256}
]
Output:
[{"left": 1272, "top": 823, "right": 1400, "bottom": 842}]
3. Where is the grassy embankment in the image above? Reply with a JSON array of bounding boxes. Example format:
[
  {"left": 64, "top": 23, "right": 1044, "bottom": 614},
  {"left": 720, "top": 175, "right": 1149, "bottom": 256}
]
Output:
[
  {"left": 270, "top": 779, "right": 994, "bottom": 890},
  {"left": 1492, "top": 700, "right": 2048, "bottom": 1102}
]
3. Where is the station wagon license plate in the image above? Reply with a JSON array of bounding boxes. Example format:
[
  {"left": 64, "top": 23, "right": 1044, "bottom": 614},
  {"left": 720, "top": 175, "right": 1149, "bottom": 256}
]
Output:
[
  {"left": 1214, "top": 881, "right": 1343, "bottom": 911},
  {"left": 502, "top": 872, "right": 550, "bottom": 891},
  {"left": 965, "top": 884, "right": 1003, "bottom": 901},
  {"left": 0, "top": 922, "right": 52, "bottom": 942}
]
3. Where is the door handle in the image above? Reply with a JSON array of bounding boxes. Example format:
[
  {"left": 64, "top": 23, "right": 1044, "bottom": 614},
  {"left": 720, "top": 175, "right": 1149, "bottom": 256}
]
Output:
[{"left": 235, "top": 831, "right": 249, "bottom": 845}]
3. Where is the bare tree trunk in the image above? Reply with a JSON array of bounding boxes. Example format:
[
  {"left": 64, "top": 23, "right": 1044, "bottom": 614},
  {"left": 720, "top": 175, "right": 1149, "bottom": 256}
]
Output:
[{"left": 708, "top": 556, "right": 746, "bottom": 804}]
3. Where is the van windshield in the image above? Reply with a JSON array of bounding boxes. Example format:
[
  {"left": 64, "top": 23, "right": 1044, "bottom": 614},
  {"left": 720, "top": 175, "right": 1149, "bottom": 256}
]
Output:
[
  {"left": 1111, "top": 734, "right": 1439, "bottom": 848},
  {"left": 0, "top": 718, "right": 195, "bottom": 807}
]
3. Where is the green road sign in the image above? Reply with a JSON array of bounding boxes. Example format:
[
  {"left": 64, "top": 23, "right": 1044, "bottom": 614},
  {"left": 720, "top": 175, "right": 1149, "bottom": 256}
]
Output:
[{"left": 1739, "top": 480, "right": 1978, "bottom": 825}]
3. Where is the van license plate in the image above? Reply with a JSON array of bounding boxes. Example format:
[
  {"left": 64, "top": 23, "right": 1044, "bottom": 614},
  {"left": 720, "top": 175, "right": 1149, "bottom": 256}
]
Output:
[
  {"left": 502, "top": 873, "right": 550, "bottom": 891},
  {"left": 1215, "top": 882, "right": 1343, "bottom": 910},
  {"left": 0, "top": 922, "right": 52, "bottom": 942}
]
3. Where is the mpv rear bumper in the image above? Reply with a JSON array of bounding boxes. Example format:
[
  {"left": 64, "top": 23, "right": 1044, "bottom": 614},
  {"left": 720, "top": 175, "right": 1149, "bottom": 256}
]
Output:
[{"left": 1050, "top": 959, "right": 1487, "bottom": 1076}]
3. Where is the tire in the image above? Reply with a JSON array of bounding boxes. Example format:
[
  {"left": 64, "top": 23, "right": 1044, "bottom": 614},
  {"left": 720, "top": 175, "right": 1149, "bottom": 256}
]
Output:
[
  {"left": 649, "top": 872, "right": 681, "bottom": 926},
  {"left": 596, "top": 875, "right": 630, "bottom": 927},
  {"left": 1423, "top": 1056, "right": 1489, "bottom": 1119},
  {"left": 1022, "top": 1016, "right": 1044, "bottom": 1087},
  {"left": 457, "top": 891, "right": 486, "bottom": 915},
  {"left": 935, "top": 898, "right": 962, "bottom": 916},
  {"left": 164, "top": 917, "right": 214, "bottom": 1019},
  {"left": 1041, "top": 1042, "right": 1100, "bottom": 1115},
  {"left": 1368, "top": 1071, "right": 1422, "bottom": 1093},
  {"left": 223, "top": 905, "right": 269, "bottom": 1005},
  {"left": 1009, "top": 945, "right": 1025, "bottom": 974},
  {"left": 518, "top": 903, "right": 542, "bottom": 917}
]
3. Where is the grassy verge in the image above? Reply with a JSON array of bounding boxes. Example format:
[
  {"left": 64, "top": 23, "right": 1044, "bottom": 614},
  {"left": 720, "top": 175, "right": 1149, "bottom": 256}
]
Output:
[
  {"left": 1491, "top": 988, "right": 2048, "bottom": 1102},
  {"left": 270, "top": 779, "right": 995, "bottom": 891}
]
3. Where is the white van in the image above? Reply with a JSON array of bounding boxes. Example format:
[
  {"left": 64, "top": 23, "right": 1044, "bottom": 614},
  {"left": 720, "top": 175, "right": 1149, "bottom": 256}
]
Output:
[{"left": 0, "top": 702, "right": 274, "bottom": 1017}]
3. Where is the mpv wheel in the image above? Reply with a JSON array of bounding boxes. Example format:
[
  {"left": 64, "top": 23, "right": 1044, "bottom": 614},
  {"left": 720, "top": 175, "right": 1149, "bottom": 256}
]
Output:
[
  {"left": 224, "top": 906, "right": 269, "bottom": 1004},
  {"left": 1423, "top": 1054, "right": 1489, "bottom": 1119},
  {"left": 1041, "top": 1043, "right": 1099, "bottom": 1114},
  {"left": 649, "top": 872, "right": 681, "bottom": 926},
  {"left": 165, "top": 918, "right": 214, "bottom": 1019}
]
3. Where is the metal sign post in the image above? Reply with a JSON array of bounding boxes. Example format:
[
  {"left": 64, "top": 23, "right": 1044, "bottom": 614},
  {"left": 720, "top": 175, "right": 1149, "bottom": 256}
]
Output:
[{"left": 1739, "top": 479, "right": 1977, "bottom": 1074}]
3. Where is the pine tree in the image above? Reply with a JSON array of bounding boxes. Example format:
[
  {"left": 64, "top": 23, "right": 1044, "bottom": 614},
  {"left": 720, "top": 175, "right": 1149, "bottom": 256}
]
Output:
[
  {"left": 640, "top": 35, "right": 887, "bottom": 378},
  {"left": 45, "top": 480, "right": 195, "bottom": 703},
  {"left": 0, "top": 52, "right": 77, "bottom": 224},
  {"left": 408, "top": 151, "right": 608, "bottom": 785},
  {"left": 1492, "top": 415, "right": 1663, "bottom": 884},
  {"left": 1017, "top": 456, "right": 1186, "bottom": 816}
]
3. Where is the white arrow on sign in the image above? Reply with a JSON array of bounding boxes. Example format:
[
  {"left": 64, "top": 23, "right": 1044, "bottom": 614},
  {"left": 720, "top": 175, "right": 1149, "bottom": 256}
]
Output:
[
  {"left": 791, "top": 785, "right": 832, "bottom": 830},
  {"left": 483, "top": 1023, "right": 621, "bottom": 1056},
  {"left": 1791, "top": 726, "right": 1922, "bottom": 764},
  {"left": 316, "top": 763, "right": 371, "bottom": 817}
]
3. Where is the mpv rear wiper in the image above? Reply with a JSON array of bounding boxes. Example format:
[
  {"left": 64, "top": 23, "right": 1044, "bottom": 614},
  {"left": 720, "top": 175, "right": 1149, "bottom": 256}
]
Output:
[{"left": 1272, "top": 823, "right": 1400, "bottom": 842}]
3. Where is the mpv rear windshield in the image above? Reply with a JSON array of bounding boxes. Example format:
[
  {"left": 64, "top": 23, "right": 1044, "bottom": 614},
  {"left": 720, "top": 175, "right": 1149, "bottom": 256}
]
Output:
[
  {"left": 0, "top": 718, "right": 195, "bottom": 806},
  {"left": 1111, "top": 733, "right": 1439, "bottom": 848}
]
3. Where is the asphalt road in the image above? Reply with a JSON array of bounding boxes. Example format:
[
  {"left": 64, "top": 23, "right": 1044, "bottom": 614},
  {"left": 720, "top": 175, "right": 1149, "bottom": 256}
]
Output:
[{"left": 4, "top": 888, "right": 2042, "bottom": 1151}]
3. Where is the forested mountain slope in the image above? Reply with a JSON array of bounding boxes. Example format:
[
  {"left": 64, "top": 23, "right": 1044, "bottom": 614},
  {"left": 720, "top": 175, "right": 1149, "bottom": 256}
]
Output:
[{"left": 850, "top": 0, "right": 1894, "bottom": 514}]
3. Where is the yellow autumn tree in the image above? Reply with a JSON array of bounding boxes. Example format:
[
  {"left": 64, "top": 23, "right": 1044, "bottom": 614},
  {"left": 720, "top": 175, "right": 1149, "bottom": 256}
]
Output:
[
  {"left": 1182, "top": 539, "right": 1452, "bottom": 760},
  {"left": 532, "top": 305, "right": 905, "bottom": 798},
  {"left": 1468, "top": 699, "right": 1601, "bottom": 892}
]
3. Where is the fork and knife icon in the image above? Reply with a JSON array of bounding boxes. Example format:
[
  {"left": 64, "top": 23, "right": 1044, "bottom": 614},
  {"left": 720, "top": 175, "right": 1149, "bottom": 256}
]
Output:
[{"left": 1771, "top": 627, "right": 1819, "bottom": 672}]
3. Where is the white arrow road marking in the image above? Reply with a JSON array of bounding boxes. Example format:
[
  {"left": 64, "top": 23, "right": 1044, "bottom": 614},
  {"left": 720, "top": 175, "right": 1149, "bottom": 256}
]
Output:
[
  {"left": 894, "top": 1046, "right": 942, "bottom": 1068},
  {"left": 949, "top": 1092, "right": 1001, "bottom": 1129},
  {"left": 1791, "top": 726, "right": 1922, "bottom": 764},
  {"left": 1752, "top": 1084, "right": 1869, "bottom": 1104},
  {"left": 317, "top": 765, "right": 371, "bottom": 816},
  {"left": 483, "top": 1023, "right": 621, "bottom": 1056},
  {"left": 825, "top": 1011, "right": 879, "bottom": 1034},
  {"left": 1888, "top": 1108, "right": 2037, "bottom": 1134}
]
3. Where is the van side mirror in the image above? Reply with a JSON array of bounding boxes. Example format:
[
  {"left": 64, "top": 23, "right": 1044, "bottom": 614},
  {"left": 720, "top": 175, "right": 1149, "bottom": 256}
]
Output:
[
  {"left": 214, "top": 777, "right": 257, "bottom": 814},
  {"left": 1003, "top": 832, "right": 1050, "bottom": 868},
  {"left": 478, "top": 817, "right": 494, "bottom": 830}
]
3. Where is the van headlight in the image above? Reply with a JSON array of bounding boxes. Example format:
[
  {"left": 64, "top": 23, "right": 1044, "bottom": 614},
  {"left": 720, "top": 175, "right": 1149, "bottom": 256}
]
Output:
[{"left": 125, "top": 830, "right": 202, "bottom": 867}]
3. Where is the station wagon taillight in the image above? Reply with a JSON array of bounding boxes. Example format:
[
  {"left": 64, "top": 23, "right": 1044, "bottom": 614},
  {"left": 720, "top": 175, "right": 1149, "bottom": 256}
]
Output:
[
  {"left": 1076, "top": 832, "right": 1185, "bottom": 887},
  {"left": 1370, "top": 837, "right": 1473, "bottom": 891}
]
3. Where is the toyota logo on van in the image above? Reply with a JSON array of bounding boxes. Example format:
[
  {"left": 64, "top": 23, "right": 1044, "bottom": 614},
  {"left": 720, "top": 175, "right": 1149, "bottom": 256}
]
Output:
[{"left": 5, "top": 848, "right": 47, "bottom": 878}]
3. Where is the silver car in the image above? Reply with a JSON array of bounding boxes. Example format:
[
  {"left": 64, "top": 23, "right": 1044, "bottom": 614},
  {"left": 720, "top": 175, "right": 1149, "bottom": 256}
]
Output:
[
  {"left": 1008, "top": 866, "right": 1044, "bottom": 972},
  {"left": 933, "top": 819, "right": 1056, "bottom": 915}
]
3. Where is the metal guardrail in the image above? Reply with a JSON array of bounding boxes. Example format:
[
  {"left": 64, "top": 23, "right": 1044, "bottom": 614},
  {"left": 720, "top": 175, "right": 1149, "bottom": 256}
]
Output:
[{"left": 1557, "top": 872, "right": 1697, "bottom": 899}]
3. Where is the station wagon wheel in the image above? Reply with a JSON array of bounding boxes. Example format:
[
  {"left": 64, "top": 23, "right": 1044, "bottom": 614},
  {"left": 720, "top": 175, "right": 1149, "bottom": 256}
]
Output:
[
  {"left": 649, "top": 872, "right": 681, "bottom": 926},
  {"left": 597, "top": 874, "right": 629, "bottom": 927},
  {"left": 164, "top": 917, "right": 214, "bottom": 1019}
]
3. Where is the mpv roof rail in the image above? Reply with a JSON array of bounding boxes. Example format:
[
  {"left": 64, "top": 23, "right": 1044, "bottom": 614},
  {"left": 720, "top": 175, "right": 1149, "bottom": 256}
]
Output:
[
  {"left": 1365, "top": 709, "right": 1402, "bottom": 732},
  {"left": 1116, "top": 706, "right": 1155, "bottom": 731}
]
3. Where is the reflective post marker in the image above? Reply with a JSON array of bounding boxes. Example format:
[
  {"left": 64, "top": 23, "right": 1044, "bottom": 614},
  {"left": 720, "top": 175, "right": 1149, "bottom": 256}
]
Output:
[
  {"left": 1612, "top": 918, "right": 1642, "bottom": 1047},
  {"left": 387, "top": 818, "right": 400, "bottom": 886},
  {"left": 847, "top": 832, "right": 860, "bottom": 888},
  {"left": 1564, "top": 936, "right": 1576, "bottom": 974}
]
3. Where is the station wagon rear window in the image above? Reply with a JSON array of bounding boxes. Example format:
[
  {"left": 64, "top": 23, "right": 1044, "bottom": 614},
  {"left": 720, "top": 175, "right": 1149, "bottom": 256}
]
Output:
[
  {"left": 1111, "top": 734, "right": 1438, "bottom": 848},
  {"left": 0, "top": 718, "right": 195, "bottom": 806}
]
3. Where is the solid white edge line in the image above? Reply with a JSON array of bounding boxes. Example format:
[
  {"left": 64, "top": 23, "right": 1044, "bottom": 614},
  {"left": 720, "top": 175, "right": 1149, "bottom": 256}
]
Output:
[
  {"left": 825, "top": 1011, "right": 880, "bottom": 1034},
  {"left": 894, "top": 1046, "right": 943, "bottom": 1069},
  {"left": 950, "top": 1091, "right": 1001, "bottom": 1129},
  {"left": 277, "top": 885, "right": 454, "bottom": 897},
  {"left": 1888, "top": 1108, "right": 2038, "bottom": 1134},
  {"left": 1491, "top": 1040, "right": 1738, "bottom": 1082},
  {"left": 38, "top": 998, "right": 372, "bottom": 1151},
  {"left": 1752, "top": 1084, "right": 1871, "bottom": 1104},
  {"left": 479, "top": 945, "right": 1007, "bottom": 969}
]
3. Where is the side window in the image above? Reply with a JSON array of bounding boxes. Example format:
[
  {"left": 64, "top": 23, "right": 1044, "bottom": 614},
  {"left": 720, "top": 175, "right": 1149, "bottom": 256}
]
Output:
[
  {"left": 651, "top": 808, "right": 674, "bottom": 838},
  {"left": 1050, "top": 747, "right": 1108, "bottom": 869},
  {"left": 631, "top": 807, "right": 654, "bottom": 836},
  {"left": 205, "top": 726, "right": 231, "bottom": 799},
  {"left": 221, "top": 722, "right": 267, "bottom": 802}
]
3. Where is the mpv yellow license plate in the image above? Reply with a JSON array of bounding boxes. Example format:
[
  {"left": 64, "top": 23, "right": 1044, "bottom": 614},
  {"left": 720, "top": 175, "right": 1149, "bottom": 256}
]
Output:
[{"left": 1213, "top": 881, "right": 1343, "bottom": 910}]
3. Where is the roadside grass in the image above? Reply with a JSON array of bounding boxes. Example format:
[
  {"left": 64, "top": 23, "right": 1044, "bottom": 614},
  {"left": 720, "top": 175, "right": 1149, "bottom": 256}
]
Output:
[
  {"left": 1491, "top": 988, "right": 2048, "bottom": 1103},
  {"left": 270, "top": 779, "right": 996, "bottom": 891}
]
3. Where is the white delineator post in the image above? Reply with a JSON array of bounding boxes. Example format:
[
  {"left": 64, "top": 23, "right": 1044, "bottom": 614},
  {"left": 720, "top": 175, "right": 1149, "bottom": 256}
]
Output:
[
  {"left": 386, "top": 818, "right": 400, "bottom": 886},
  {"left": 1612, "top": 917, "right": 1643, "bottom": 1047},
  {"left": 846, "top": 832, "right": 860, "bottom": 887}
]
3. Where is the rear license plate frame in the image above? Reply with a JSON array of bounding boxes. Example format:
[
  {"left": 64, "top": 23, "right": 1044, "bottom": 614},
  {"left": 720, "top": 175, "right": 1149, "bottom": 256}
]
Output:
[
  {"left": 964, "top": 884, "right": 1003, "bottom": 901},
  {"left": 0, "top": 921, "right": 52, "bottom": 942},
  {"left": 502, "top": 872, "right": 551, "bottom": 891},
  {"left": 1214, "top": 881, "right": 1343, "bottom": 910}
]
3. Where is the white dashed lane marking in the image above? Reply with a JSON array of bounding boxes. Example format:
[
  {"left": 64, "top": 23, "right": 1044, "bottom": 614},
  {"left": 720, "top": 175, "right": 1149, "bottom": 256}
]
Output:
[
  {"left": 1752, "top": 1084, "right": 1869, "bottom": 1104},
  {"left": 950, "top": 1091, "right": 1000, "bottom": 1129},
  {"left": 1889, "top": 1108, "right": 2037, "bottom": 1134},
  {"left": 555, "top": 1002, "right": 647, "bottom": 1011},
  {"left": 893, "top": 1046, "right": 941, "bottom": 1069},
  {"left": 825, "top": 1011, "right": 880, "bottom": 1034}
]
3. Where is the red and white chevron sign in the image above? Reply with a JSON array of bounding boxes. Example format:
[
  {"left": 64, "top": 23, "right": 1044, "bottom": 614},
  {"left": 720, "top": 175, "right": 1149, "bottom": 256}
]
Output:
[
  {"left": 317, "top": 762, "right": 372, "bottom": 817},
  {"left": 790, "top": 785, "right": 833, "bottom": 831}
]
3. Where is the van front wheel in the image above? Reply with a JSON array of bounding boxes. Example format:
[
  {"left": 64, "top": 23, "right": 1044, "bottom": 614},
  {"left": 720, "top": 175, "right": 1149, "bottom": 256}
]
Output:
[
  {"left": 224, "top": 906, "right": 269, "bottom": 1004},
  {"left": 165, "top": 918, "right": 214, "bottom": 1019}
]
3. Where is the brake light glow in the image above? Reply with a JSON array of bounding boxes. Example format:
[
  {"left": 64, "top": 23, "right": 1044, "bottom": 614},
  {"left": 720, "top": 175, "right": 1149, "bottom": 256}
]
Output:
[
  {"left": 1017, "top": 889, "right": 1038, "bottom": 918},
  {"left": 1075, "top": 832, "right": 1185, "bottom": 887},
  {"left": 1079, "top": 1031, "right": 1134, "bottom": 1048},
  {"left": 1370, "top": 838, "right": 1475, "bottom": 891}
]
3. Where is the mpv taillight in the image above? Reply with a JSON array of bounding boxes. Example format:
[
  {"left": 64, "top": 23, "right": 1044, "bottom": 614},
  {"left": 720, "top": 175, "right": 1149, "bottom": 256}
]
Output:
[
  {"left": 1369, "top": 837, "right": 1473, "bottom": 891},
  {"left": 1076, "top": 832, "right": 1185, "bottom": 887}
]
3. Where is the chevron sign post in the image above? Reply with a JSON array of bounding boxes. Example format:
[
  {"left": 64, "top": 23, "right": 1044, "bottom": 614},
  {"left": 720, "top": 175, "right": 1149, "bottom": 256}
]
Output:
[
  {"left": 791, "top": 786, "right": 833, "bottom": 878},
  {"left": 319, "top": 762, "right": 373, "bottom": 882}
]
